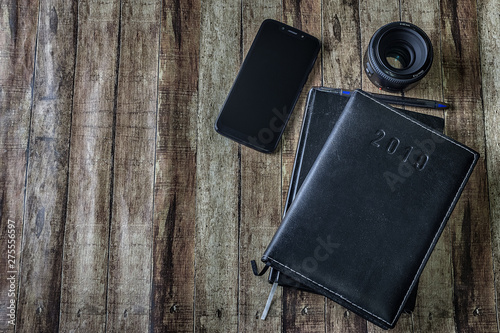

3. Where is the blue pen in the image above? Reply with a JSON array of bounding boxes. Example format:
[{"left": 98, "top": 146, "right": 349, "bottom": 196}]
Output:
[{"left": 318, "top": 87, "right": 449, "bottom": 109}]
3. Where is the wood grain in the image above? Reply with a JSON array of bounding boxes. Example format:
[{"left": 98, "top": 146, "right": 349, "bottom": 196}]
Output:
[
  {"left": 150, "top": 0, "right": 200, "bottom": 331},
  {"left": 322, "top": 1, "right": 366, "bottom": 331},
  {"left": 0, "top": 1, "right": 39, "bottom": 332},
  {"left": 105, "top": 0, "right": 160, "bottom": 331},
  {"left": 280, "top": 1, "right": 324, "bottom": 332},
  {"left": 281, "top": 0, "right": 323, "bottom": 202},
  {"left": 478, "top": 1, "right": 500, "bottom": 330},
  {"left": 440, "top": 0, "right": 497, "bottom": 331},
  {"left": 400, "top": 1, "right": 457, "bottom": 332},
  {"left": 15, "top": 1, "right": 77, "bottom": 331},
  {"left": 195, "top": 1, "right": 240, "bottom": 332},
  {"left": 323, "top": 0, "right": 361, "bottom": 90},
  {"left": 359, "top": 1, "right": 401, "bottom": 95},
  {"left": 59, "top": 1, "right": 120, "bottom": 332},
  {"left": 359, "top": 2, "right": 408, "bottom": 332},
  {"left": 238, "top": 2, "right": 283, "bottom": 332}
]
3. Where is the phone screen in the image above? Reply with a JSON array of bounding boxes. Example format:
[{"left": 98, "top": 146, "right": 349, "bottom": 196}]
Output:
[{"left": 215, "top": 19, "right": 320, "bottom": 153}]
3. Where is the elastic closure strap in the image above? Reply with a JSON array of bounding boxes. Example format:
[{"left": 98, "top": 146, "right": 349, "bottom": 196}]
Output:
[{"left": 251, "top": 260, "right": 270, "bottom": 276}]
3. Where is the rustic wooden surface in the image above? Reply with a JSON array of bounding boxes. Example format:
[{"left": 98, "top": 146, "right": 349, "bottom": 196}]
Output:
[{"left": 0, "top": 0, "right": 499, "bottom": 332}]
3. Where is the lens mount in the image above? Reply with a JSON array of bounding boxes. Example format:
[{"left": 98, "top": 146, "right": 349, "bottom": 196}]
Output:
[{"left": 364, "top": 22, "right": 433, "bottom": 92}]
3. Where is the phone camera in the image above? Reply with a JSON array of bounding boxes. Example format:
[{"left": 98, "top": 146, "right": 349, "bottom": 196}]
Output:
[
  {"left": 281, "top": 26, "right": 285, "bottom": 31},
  {"left": 301, "top": 35, "right": 305, "bottom": 39}
]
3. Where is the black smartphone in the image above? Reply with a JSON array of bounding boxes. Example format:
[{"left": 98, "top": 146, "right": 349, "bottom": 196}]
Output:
[{"left": 215, "top": 19, "right": 320, "bottom": 153}]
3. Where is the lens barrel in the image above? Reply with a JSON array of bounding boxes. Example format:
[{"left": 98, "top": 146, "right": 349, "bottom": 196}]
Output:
[{"left": 363, "top": 21, "right": 433, "bottom": 92}]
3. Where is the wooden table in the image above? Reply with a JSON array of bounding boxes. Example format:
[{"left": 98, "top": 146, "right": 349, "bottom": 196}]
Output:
[{"left": 1, "top": 0, "right": 499, "bottom": 332}]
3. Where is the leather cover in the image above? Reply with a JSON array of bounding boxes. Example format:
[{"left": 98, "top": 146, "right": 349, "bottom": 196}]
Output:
[
  {"left": 284, "top": 87, "right": 445, "bottom": 213},
  {"left": 271, "top": 87, "right": 445, "bottom": 313},
  {"left": 262, "top": 89, "right": 478, "bottom": 329}
]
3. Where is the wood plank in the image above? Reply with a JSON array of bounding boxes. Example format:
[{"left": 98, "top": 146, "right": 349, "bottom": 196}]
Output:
[
  {"left": 238, "top": 2, "right": 283, "bottom": 331},
  {"left": 401, "top": 0, "right": 445, "bottom": 109},
  {"left": 281, "top": 1, "right": 324, "bottom": 332},
  {"left": 106, "top": 0, "right": 160, "bottom": 331},
  {"left": 400, "top": 1, "right": 456, "bottom": 332},
  {"left": 195, "top": 1, "right": 241, "bottom": 332},
  {"left": 150, "top": 0, "right": 200, "bottom": 331},
  {"left": 359, "top": 3, "right": 416, "bottom": 332},
  {"left": 323, "top": 0, "right": 361, "bottom": 90},
  {"left": 322, "top": 1, "right": 367, "bottom": 331},
  {"left": 15, "top": 1, "right": 77, "bottom": 331},
  {"left": 359, "top": 0, "right": 400, "bottom": 95},
  {"left": 58, "top": 1, "right": 120, "bottom": 331},
  {"left": 281, "top": 0, "right": 323, "bottom": 179},
  {"left": 0, "top": 0, "right": 39, "bottom": 331},
  {"left": 478, "top": 0, "right": 500, "bottom": 329},
  {"left": 440, "top": 0, "right": 497, "bottom": 331}
]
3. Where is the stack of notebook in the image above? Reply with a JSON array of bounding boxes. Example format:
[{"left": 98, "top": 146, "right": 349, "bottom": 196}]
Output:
[{"left": 258, "top": 88, "right": 478, "bottom": 329}]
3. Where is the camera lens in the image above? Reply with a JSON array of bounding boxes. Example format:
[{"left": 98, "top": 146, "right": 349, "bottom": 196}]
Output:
[{"left": 363, "top": 22, "right": 433, "bottom": 92}]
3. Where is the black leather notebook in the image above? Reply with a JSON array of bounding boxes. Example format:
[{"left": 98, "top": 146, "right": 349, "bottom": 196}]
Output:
[
  {"left": 262, "top": 90, "right": 478, "bottom": 329},
  {"left": 283, "top": 87, "right": 446, "bottom": 214},
  {"left": 269, "top": 87, "right": 445, "bottom": 313}
]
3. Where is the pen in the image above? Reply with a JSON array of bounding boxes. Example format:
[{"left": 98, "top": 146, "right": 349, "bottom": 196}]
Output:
[{"left": 318, "top": 87, "right": 449, "bottom": 109}]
